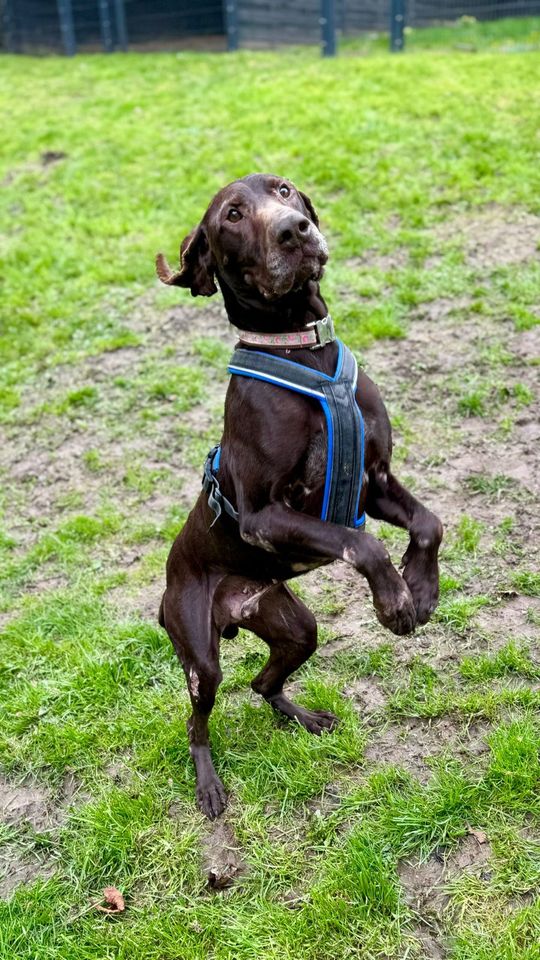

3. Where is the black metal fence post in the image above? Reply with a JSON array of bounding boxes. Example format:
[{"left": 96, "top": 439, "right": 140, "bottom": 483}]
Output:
[
  {"left": 225, "top": 0, "right": 239, "bottom": 51},
  {"left": 56, "top": 0, "right": 76, "bottom": 56},
  {"left": 2, "top": 0, "right": 17, "bottom": 52},
  {"left": 321, "top": 0, "right": 336, "bottom": 57},
  {"left": 390, "top": 0, "right": 406, "bottom": 52},
  {"left": 98, "top": 0, "right": 114, "bottom": 52},
  {"left": 113, "top": 0, "right": 128, "bottom": 51}
]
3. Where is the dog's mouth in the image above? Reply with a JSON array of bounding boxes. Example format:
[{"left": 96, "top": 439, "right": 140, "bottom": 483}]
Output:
[{"left": 251, "top": 237, "right": 328, "bottom": 301}]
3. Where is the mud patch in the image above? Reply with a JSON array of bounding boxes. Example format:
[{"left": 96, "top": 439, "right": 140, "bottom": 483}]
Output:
[
  {"left": 110, "top": 578, "right": 164, "bottom": 625},
  {"left": 0, "top": 772, "right": 87, "bottom": 832},
  {"left": 0, "top": 774, "right": 83, "bottom": 900},
  {"left": 399, "top": 833, "right": 492, "bottom": 912},
  {"left": 0, "top": 293, "right": 233, "bottom": 598},
  {"left": 434, "top": 205, "right": 540, "bottom": 270},
  {"left": 307, "top": 782, "right": 342, "bottom": 818},
  {"left": 0, "top": 845, "right": 56, "bottom": 900},
  {"left": 342, "top": 677, "right": 386, "bottom": 716},
  {"left": 475, "top": 594, "right": 540, "bottom": 647},
  {"left": 201, "top": 820, "right": 247, "bottom": 891},
  {"left": 345, "top": 248, "right": 409, "bottom": 272},
  {"left": 40, "top": 150, "right": 67, "bottom": 167},
  {"left": 0, "top": 777, "right": 53, "bottom": 831},
  {"left": 399, "top": 833, "right": 493, "bottom": 957},
  {"left": 364, "top": 718, "right": 490, "bottom": 785}
]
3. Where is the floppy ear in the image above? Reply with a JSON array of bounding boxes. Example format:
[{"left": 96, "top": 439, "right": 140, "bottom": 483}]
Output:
[
  {"left": 299, "top": 190, "right": 319, "bottom": 229},
  {"left": 156, "top": 225, "right": 217, "bottom": 297}
]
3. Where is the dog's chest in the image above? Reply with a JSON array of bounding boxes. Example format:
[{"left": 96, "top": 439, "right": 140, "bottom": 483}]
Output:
[{"left": 282, "top": 429, "right": 326, "bottom": 512}]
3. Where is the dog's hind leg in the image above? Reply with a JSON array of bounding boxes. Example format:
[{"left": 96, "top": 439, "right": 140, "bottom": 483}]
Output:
[
  {"left": 366, "top": 470, "right": 443, "bottom": 625},
  {"left": 240, "top": 583, "right": 338, "bottom": 735},
  {"left": 161, "top": 575, "right": 226, "bottom": 819}
]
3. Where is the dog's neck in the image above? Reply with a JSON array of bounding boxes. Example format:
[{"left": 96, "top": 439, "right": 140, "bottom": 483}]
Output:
[{"left": 217, "top": 276, "right": 328, "bottom": 333}]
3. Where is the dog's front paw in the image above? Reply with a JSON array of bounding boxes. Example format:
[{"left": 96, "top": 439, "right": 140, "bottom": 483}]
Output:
[
  {"left": 197, "top": 776, "right": 227, "bottom": 820},
  {"left": 401, "top": 545, "right": 439, "bottom": 625},
  {"left": 373, "top": 576, "right": 416, "bottom": 636}
]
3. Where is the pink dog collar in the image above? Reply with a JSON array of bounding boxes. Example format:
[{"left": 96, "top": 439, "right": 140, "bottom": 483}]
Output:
[{"left": 233, "top": 315, "right": 335, "bottom": 350}]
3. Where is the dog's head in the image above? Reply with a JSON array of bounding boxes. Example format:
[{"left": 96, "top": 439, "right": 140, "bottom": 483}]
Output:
[{"left": 156, "top": 174, "right": 328, "bottom": 303}]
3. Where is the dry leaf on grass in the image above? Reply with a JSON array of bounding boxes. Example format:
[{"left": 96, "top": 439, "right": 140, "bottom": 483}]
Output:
[
  {"left": 468, "top": 828, "right": 488, "bottom": 845},
  {"left": 95, "top": 886, "right": 125, "bottom": 913}
]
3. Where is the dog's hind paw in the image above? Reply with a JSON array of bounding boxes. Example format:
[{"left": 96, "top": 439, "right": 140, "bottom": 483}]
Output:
[
  {"left": 294, "top": 707, "right": 339, "bottom": 735},
  {"left": 269, "top": 694, "right": 339, "bottom": 735}
]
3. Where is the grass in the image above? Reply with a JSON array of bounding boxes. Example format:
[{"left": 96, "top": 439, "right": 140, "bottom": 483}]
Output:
[{"left": 1, "top": 15, "right": 540, "bottom": 960}]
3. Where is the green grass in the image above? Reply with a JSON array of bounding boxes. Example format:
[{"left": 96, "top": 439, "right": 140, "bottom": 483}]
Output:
[{"left": 1, "top": 16, "right": 540, "bottom": 960}]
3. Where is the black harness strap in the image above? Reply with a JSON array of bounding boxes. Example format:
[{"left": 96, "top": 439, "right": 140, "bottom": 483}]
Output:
[
  {"left": 202, "top": 445, "right": 239, "bottom": 524},
  {"left": 202, "top": 340, "right": 365, "bottom": 530},
  {"left": 228, "top": 342, "right": 364, "bottom": 527}
]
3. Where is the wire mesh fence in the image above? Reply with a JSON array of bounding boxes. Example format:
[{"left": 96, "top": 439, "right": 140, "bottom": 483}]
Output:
[
  {"left": 1, "top": 0, "right": 539, "bottom": 55},
  {"left": 408, "top": 0, "right": 539, "bottom": 24}
]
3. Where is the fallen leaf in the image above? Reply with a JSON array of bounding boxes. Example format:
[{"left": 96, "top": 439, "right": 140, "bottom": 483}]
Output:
[
  {"left": 468, "top": 828, "right": 488, "bottom": 845},
  {"left": 95, "top": 886, "right": 125, "bottom": 913}
]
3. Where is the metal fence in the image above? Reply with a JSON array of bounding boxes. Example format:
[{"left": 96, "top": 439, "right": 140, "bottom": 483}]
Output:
[{"left": 1, "top": 0, "right": 539, "bottom": 55}]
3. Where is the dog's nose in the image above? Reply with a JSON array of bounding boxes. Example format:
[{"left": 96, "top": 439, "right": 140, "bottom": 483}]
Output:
[{"left": 275, "top": 212, "right": 311, "bottom": 247}]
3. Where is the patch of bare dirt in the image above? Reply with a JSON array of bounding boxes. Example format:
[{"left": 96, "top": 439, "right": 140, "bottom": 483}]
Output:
[
  {"left": 0, "top": 771, "right": 89, "bottom": 900},
  {"left": 510, "top": 324, "right": 540, "bottom": 361},
  {"left": 104, "top": 759, "right": 136, "bottom": 787},
  {"left": 0, "top": 777, "right": 52, "bottom": 831},
  {"left": 412, "top": 295, "right": 474, "bottom": 328},
  {"left": 434, "top": 205, "right": 540, "bottom": 270},
  {"left": 201, "top": 820, "right": 247, "bottom": 891},
  {"left": 475, "top": 594, "right": 540, "bottom": 646},
  {"left": 363, "top": 301, "right": 540, "bottom": 607},
  {"left": 342, "top": 677, "right": 387, "bottom": 716},
  {"left": 306, "top": 782, "right": 342, "bottom": 818},
  {"left": 0, "top": 845, "right": 56, "bottom": 900},
  {"left": 40, "top": 150, "right": 67, "bottom": 167},
  {"left": 110, "top": 577, "right": 165, "bottom": 624},
  {"left": 0, "top": 295, "right": 233, "bottom": 578},
  {"left": 345, "top": 248, "right": 409, "bottom": 272},
  {"left": 0, "top": 771, "right": 87, "bottom": 832},
  {"left": 364, "top": 719, "right": 491, "bottom": 785},
  {"left": 399, "top": 833, "right": 493, "bottom": 957}
]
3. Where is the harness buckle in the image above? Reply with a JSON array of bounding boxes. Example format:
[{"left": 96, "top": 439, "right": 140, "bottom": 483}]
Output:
[
  {"left": 311, "top": 314, "right": 335, "bottom": 349},
  {"left": 202, "top": 446, "right": 239, "bottom": 525}
]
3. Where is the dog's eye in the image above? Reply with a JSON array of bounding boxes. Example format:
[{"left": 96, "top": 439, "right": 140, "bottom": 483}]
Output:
[
  {"left": 279, "top": 184, "right": 290, "bottom": 198},
  {"left": 227, "top": 208, "right": 242, "bottom": 222}
]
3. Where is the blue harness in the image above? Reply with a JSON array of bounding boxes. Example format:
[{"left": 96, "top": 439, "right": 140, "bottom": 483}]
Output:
[{"left": 202, "top": 339, "right": 366, "bottom": 529}]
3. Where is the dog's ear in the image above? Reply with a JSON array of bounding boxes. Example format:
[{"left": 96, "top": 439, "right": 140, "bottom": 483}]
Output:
[
  {"left": 156, "top": 225, "right": 217, "bottom": 297},
  {"left": 299, "top": 191, "right": 319, "bottom": 229}
]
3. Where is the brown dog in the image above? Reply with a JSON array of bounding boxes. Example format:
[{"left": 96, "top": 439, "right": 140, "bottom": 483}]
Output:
[{"left": 156, "top": 174, "right": 442, "bottom": 819}]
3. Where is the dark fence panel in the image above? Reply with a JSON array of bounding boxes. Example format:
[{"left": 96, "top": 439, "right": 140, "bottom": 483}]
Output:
[
  {"left": 237, "top": 0, "right": 320, "bottom": 47},
  {"left": 340, "top": 0, "right": 389, "bottom": 32},
  {"left": 124, "top": 0, "right": 224, "bottom": 48},
  {"left": 0, "top": 0, "right": 225, "bottom": 52},
  {"left": 2, "top": 0, "right": 63, "bottom": 53},
  {"left": 1, "top": 0, "right": 539, "bottom": 54}
]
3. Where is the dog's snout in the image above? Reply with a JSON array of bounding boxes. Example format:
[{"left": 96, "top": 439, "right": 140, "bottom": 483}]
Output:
[{"left": 276, "top": 212, "right": 311, "bottom": 247}]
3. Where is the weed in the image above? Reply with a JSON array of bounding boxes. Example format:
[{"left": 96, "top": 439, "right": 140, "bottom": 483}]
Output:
[
  {"left": 465, "top": 474, "right": 514, "bottom": 498},
  {"left": 513, "top": 571, "right": 540, "bottom": 598}
]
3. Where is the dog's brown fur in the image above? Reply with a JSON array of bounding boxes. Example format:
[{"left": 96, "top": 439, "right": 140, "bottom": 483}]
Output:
[{"left": 157, "top": 174, "right": 442, "bottom": 819}]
